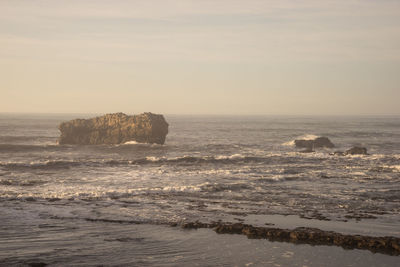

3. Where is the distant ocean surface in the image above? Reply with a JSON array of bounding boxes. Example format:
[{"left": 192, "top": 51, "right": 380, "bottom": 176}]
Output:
[{"left": 1, "top": 114, "right": 399, "bottom": 266}]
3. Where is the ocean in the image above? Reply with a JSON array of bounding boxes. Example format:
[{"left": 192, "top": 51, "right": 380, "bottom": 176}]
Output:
[{"left": 0, "top": 113, "right": 399, "bottom": 266}]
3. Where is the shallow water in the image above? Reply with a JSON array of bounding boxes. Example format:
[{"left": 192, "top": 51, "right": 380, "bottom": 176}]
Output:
[{"left": 0, "top": 114, "right": 399, "bottom": 265}]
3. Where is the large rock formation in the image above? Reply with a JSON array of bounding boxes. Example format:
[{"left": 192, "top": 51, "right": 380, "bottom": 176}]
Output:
[
  {"left": 58, "top": 112, "right": 168, "bottom": 145},
  {"left": 294, "top": 137, "right": 334, "bottom": 149}
]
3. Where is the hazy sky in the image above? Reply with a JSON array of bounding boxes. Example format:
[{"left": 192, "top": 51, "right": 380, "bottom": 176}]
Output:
[{"left": 1, "top": 0, "right": 399, "bottom": 115}]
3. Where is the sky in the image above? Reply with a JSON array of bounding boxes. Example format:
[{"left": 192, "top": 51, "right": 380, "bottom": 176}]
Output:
[{"left": 1, "top": 0, "right": 400, "bottom": 115}]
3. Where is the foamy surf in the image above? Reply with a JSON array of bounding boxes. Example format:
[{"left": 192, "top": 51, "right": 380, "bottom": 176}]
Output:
[
  {"left": 121, "top": 140, "right": 164, "bottom": 146},
  {"left": 215, "top": 153, "right": 245, "bottom": 160},
  {"left": 124, "top": 140, "right": 139, "bottom": 145}
]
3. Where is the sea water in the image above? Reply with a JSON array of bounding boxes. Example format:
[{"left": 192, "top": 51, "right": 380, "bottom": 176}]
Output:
[{"left": 0, "top": 114, "right": 399, "bottom": 266}]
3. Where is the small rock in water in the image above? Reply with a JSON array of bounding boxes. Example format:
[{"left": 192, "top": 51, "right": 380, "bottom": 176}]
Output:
[
  {"left": 331, "top": 146, "right": 368, "bottom": 156},
  {"left": 345, "top": 146, "right": 368, "bottom": 155},
  {"left": 294, "top": 137, "right": 334, "bottom": 149}
]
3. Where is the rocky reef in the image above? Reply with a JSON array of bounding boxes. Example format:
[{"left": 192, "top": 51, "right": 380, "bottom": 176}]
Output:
[
  {"left": 178, "top": 222, "right": 400, "bottom": 256},
  {"left": 58, "top": 112, "right": 168, "bottom": 145}
]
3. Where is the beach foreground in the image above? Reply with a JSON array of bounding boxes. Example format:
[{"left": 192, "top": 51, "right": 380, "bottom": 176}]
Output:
[{"left": 0, "top": 206, "right": 399, "bottom": 267}]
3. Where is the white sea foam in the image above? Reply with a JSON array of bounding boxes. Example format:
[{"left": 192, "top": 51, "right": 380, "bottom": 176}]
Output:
[
  {"left": 379, "top": 165, "right": 400, "bottom": 172},
  {"left": 268, "top": 175, "right": 286, "bottom": 181},
  {"left": 215, "top": 154, "right": 245, "bottom": 160},
  {"left": 392, "top": 154, "right": 400, "bottom": 160},
  {"left": 161, "top": 184, "right": 205, "bottom": 192},
  {"left": 284, "top": 151, "right": 328, "bottom": 159},
  {"left": 146, "top": 156, "right": 162, "bottom": 162},
  {"left": 122, "top": 140, "right": 164, "bottom": 146},
  {"left": 282, "top": 140, "right": 295, "bottom": 146},
  {"left": 123, "top": 140, "right": 139, "bottom": 145},
  {"left": 200, "top": 169, "right": 232, "bottom": 175},
  {"left": 367, "top": 154, "right": 389, "bottom": 160},
  {"left": 301, "top": 134, "right": 320, "bottom": 140},
  {"left": 393, "top": 165, "right": 400, "bottom": 172},
  {"left": 144, "top": 154, "right": 249, "bottom": 163}
]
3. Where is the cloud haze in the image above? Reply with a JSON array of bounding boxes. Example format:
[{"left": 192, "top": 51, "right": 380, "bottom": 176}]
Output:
[{"left": 1, "top": 0, "right": 399, "bottom": 115}]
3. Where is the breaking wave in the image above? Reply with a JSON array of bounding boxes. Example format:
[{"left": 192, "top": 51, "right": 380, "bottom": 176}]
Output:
[
  {"left": 2, "top": 152, "right": 399, "bottom": 171},
  {"left": 0, "top": 155, "right": 267, "bottom": 170}
]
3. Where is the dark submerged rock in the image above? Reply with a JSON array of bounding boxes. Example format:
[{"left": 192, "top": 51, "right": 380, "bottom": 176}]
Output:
[
  {"left": 58, "top": 112, "right": 168, "bottom": 145},
  {"left": 299, "top": 148, "right": 315, "bottom": 153},
  {"left": 28, "top": 263, "right": 47, "bottom": 267},
  {"left": 294, "top": 137, "right": 334, "bottom": 149}
]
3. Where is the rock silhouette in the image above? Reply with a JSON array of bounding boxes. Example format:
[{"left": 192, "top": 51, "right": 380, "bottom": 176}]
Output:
[
  {"left": 58, "top": 112, "right": 168, "bottom": 145},
  {"left": 345, "top": 146, "right": 368, "bottom": 155},
  {"left": 295, "top": 137, "right": 334, "bottom": 149},
  {"left": 179, "top": 221, "right": 400, "bottom": 256},
  {"left": 332, "top": 146, "right": 368, "bottom": 156}
]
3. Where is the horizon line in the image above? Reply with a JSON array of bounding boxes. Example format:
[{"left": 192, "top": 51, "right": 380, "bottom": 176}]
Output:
[{"left": 0, "top": 111, "right": 399, "bottom": 118}]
